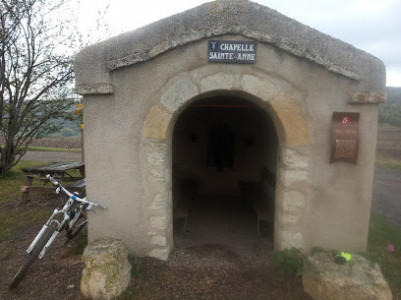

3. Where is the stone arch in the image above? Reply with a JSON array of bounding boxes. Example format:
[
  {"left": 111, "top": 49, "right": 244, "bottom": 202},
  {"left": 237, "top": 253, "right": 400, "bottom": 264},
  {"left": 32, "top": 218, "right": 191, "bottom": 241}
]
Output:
[{"left": 143, "top": 70, "right": 310, "bottom": 258}]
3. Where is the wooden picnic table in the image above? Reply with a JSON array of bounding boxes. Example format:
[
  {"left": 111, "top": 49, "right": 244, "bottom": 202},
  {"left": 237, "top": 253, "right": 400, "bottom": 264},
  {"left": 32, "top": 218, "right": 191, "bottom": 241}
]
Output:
[{"left": 21, "top": 162, "right": 85, "bottom": 202}]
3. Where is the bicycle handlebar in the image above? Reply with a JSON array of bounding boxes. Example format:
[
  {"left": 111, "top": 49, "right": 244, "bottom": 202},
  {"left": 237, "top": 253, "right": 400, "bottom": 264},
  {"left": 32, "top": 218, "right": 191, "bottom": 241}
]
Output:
[{"left": 46, "top": 174, "right": 107, "bottom": 209}]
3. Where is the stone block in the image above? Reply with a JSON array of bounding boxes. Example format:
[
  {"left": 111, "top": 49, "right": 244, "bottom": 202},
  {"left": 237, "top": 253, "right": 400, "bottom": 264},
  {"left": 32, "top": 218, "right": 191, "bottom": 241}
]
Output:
[
  {"left": 150, "top": 193, "right": 168, "bottom": 210},
  {"left": 146, "top": 141, "right": 166, "bottom": 165},
  {"left": 350, "top": 91, "right": 387, "bottom": 104},
  {"left": 241, "top": 74, "right": 278, "bottom": 100},
  {"left": 150, "top": 216, "right": 167, "bottom": 230},
  {"left": 279, "top": 169, "right": 308, "bottom": 187},
  {"left": 278, "top": 231, "right": 304, "bottom": 249},
  {"left": 283, "top": 148, "right": 308, "bottom": 170},
  {"left": 75, "top": 83, "right": 114, "bottom": 95},
  {"left": 199, "top": 73, "right": 241, "bottom": 92},
  {"left": 149, "top": 169, "right": 167, "bottom": 183},
  {"left": 271, "top": 93, "right": 309, "bottom": 147},
  {"left": 150, "top": 235, "right": 167, "bottom": 247},
  {"left": 160, "top": 78, "right": 198, "bottom": 112},
  {"left": 81, "top": 237, "right": 131, "bottom": 300},
  {"left": 282, "top": 191, "right": 306, "bottom": 212},
  {"left": 303, "top": 252, "right": 393, "bottom": 300},
  {"left": 148, "top": 248, "right": 169, "bottom": 260},
  {"left": 143, "top": 105, "right": 172, "bottom": 140}
]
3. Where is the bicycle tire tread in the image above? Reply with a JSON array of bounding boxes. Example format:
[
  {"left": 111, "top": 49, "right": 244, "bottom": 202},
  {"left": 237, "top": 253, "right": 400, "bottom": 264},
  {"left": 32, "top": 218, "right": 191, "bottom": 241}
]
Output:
[{"left": 9, "top": 222, "right": 58, "bottom": 289}]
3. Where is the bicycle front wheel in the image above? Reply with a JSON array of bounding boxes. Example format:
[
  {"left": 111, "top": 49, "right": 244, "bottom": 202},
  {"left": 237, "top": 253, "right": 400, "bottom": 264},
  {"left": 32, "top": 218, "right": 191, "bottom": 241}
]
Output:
[{"left": 9, "top": 222, "right": 58, "bottom": 289}]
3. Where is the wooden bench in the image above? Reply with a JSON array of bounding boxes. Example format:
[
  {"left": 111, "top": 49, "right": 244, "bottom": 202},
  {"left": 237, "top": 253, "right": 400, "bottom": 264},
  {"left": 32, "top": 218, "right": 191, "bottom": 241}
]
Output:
[
  {"left": 239, "top": 168, "right": 275, "bottom": 236},
  {"left": 66, "top": 178, "right": 86, "bottom": 195},
  {"left": 20, "top": 162, "right": 85, "bottom": 202},
  {"left": 251, "top": 193, "right": 272, "bottom": 236},
  {"left": 173, "top": 179, "right": 197, "bottom": 232}
]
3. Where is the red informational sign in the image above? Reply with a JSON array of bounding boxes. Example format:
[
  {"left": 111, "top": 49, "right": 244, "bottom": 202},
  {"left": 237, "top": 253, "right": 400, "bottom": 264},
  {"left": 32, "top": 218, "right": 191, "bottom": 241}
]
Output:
[{"left": 330, "top": 112, "right": 360, "bottom": 164}]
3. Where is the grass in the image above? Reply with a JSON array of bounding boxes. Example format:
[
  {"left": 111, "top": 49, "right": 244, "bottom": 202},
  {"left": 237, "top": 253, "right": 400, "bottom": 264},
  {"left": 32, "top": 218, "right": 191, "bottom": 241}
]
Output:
[
  {"left": 24, "top": 146, "right": 81, "bottom": 153},
  {"left": 365, "top": 213, "right": 401, "bottom": 298},
  {"left": 0, "top": 161, "right": 53, "bottom": 242},
  {"left": 0, "top": 208, "right": 49, "bottom": 241},
  {"left": 1, "top": 137, "right": 82, "bottom": 152},
  {"left": 65, "top": 231, "right": 88, "bottom": 256},
  {"left": 0, "top": 160, "right": 44, "bottom": 203},
  {"left": 376, "top": 156, "right": 401, "bottom": 171}
]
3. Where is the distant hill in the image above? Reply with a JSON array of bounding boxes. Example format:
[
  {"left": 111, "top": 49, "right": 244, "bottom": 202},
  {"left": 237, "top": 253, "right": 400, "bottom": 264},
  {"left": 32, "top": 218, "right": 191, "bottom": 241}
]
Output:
[
  {"left": 379, "top": 87, "right": 401, "bottom": 126},
  {"left": 386, "top": 87, "right": 401, "bottom": 103},
  {"left": 42, "top": 115, "right": 81, "bottom": 138}
]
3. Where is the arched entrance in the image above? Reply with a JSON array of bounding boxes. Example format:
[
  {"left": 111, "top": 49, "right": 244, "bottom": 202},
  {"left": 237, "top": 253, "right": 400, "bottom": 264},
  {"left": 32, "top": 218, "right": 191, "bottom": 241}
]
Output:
[
  {"left": 172, "top": 95, "right": 278, "bottom": 249},
  {"left": 143, "top": 71, "right": 310, "bottom": 259}
]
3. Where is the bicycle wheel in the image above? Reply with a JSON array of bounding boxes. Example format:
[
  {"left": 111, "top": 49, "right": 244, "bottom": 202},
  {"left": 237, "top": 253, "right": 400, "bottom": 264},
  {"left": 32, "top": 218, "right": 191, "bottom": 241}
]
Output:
[
  {"left": 66, "top": 215, "right": 87, "bottom": 240},
  {"left": 9, "top": 222, "right": 58, "bottom": 289}
]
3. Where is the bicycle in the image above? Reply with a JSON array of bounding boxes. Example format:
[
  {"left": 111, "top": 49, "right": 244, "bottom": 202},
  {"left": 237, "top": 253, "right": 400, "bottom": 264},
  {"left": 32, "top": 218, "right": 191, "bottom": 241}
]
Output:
[{"left": 9, "top": 174, "right": 107, "bottom": 289}]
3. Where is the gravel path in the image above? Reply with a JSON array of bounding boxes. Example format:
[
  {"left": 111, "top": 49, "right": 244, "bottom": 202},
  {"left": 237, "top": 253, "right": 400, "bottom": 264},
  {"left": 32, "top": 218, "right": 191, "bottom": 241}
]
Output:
[{"left": 22, "top": 151, "right": 82, "bottom": 162}]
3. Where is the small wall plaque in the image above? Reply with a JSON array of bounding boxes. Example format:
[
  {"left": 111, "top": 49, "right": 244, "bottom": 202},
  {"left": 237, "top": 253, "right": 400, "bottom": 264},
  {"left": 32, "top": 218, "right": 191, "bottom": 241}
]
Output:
[
  {"left": 330, "top": 112, "right": 360, "bottom": 164},
  {"left": 208, "top": 40, "right": 257, "bottom": 64}
]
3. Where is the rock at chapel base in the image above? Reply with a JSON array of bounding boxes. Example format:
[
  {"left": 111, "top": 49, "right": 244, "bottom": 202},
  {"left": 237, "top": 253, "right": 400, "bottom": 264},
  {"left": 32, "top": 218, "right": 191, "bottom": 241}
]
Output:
[
  {"left": 81, "top": 237, "right": 131, "bottom": 300},
  {"left": 302, "top": 252, "right": 392, "bottom": 300}
]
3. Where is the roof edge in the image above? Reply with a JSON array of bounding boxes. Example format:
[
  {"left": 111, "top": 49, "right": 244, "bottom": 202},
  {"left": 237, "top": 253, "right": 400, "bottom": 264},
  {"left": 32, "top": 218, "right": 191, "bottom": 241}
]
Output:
[
  {"left": 75, "top": 0, "right": 386, "bottom": 90},
  {"left": 106, "top": 28, "right": 361, "bottom": 80}
]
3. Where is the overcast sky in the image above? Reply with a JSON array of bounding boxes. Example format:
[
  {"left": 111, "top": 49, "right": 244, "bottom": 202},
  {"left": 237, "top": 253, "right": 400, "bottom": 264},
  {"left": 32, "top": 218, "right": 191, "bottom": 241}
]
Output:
[{"left": 77, "top": 0, "right": 401, "bottom": 87}]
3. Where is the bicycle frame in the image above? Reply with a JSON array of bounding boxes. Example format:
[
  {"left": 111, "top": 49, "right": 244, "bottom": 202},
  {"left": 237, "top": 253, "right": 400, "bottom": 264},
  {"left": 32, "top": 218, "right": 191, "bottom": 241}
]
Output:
[
  {"left": 26, "top": 197, "right": 73, "bottom": 258},
  {"left": 26, "top": 175, "right": 106, "bottom": 259},
  {"left": 9, "top": 175, "right": 107, "bottom": 289}
]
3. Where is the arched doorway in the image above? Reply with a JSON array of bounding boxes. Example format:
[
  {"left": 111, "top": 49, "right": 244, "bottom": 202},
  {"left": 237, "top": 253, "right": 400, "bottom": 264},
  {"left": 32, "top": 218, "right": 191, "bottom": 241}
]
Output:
[{"left": 172, "top": 95, "right": 278, "bottom": 250}]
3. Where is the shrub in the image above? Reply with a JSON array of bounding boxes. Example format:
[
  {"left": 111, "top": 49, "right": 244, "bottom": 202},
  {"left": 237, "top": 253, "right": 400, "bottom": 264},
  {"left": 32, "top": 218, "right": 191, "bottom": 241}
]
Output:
[{"left": 274, "top": 247, "right": 305, "bottom": 277}]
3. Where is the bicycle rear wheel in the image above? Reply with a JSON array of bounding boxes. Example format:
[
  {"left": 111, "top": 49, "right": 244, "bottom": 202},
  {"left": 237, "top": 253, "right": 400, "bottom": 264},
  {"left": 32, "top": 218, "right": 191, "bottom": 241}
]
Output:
[
  {"left": 9, "top": 222, "right": 58, "bottom": 289},
  {"left": 66, "top": 209, "right": 87, "bottom": 240}
]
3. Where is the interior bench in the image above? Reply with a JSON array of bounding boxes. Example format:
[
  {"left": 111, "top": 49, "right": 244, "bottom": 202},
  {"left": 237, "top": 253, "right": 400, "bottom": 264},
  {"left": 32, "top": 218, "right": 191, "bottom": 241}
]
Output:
[{"left": 173, "top": 179, "right": 197, "bottom": 233}]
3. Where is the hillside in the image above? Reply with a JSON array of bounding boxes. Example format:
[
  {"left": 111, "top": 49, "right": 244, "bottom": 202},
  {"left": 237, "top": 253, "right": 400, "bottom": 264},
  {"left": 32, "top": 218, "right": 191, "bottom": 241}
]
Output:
[
  {"left": 379, "top": 87, "right": 401, "bottom": 127},
  {"left": 386, "top": 87, "right": 401, "bottom": 103}
]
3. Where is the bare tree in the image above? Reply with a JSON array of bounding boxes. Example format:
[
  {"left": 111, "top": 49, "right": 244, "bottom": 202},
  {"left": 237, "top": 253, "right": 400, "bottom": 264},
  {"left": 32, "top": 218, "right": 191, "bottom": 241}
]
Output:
[{"left": 0, "top": 0, "right": 77, "bottom": 174}]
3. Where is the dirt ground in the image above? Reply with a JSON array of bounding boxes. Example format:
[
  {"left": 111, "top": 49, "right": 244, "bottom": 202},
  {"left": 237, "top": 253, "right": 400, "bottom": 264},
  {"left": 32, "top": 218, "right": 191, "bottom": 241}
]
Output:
[
  {"left": 0, "top": 195, "right": 86, "bottom": 300},
  {"left": 1, "top": 126, "right": 400, "bottom": 299},
  {"left": 0, "top": 194, "right": 312, "bottom": 300}
]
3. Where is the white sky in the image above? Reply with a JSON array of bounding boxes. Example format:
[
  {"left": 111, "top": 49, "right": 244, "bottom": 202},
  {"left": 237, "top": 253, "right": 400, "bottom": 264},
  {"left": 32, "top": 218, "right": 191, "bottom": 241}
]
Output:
[{"left": 77, "top": 0, "right": 401, "bottom": 87}]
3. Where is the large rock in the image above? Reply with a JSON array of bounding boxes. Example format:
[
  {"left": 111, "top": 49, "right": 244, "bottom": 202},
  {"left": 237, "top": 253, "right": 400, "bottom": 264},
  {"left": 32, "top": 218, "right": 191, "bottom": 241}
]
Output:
[
  {"left": 302, "top": 252, "right": 392, "bottom": 300},
  {"left": 81, "top": 237, "right": 131, "bottom": 300}
]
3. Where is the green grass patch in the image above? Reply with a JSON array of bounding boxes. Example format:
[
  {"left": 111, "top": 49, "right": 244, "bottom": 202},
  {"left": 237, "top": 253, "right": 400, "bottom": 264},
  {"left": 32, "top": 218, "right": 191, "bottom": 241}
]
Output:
[
  {"left": 65, "top": 231, "right": 88, "bottom": 256},
  {"left": 128, "top": 255, "right": 142, "bottom": 278},
  {"left": 0, "top": 161, "right": 52, "bottom": 242},
  {"left": 274, "top": 247, "right": 305, "bottom": 277},
  {"left": 0, "top": 161, "right": 44, "bottom": 203},
  {"left": 376, "top": 157, "right": 401, "bottom": 171},
  {"left": 366, "top": 213, "right": 401, "bottom": 298},
  {"left": 24, "top": 146, "right": 81, "bottom": 152},
  {"left": 0, "top": 208, "right": 49, "bottom": 242}
]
